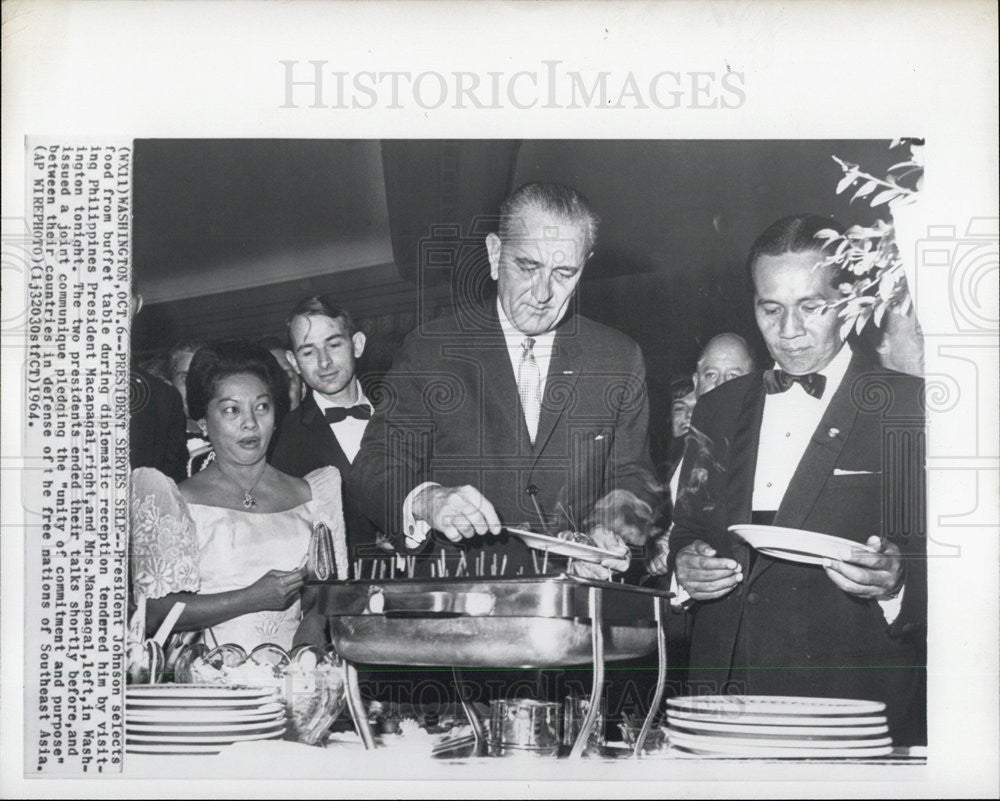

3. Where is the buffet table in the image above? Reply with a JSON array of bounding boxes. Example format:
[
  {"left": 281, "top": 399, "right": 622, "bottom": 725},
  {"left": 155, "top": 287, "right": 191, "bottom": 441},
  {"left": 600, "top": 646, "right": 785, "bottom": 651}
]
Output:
[
  {"left": 122, "top": 575, "right": 926, "bottom": 783},
  {"left": 121, "top": 736, "right": 926, "bottom": 780}
]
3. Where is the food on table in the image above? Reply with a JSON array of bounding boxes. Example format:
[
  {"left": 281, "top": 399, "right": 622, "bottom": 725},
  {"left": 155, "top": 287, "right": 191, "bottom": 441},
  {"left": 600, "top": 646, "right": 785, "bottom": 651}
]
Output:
[
  {"left": 369, "top": 706, "right": 471, "bottom": 756},
  {"left": 557, "top": 530, "right": 598, "bottom": 547},
  {"left": 249, "top": 642, "right": 291, "bottom": 669},
  {"left": 127, "top": 639, "right": 165, "bottom": 685},
  {"left": 173, "top": 641, "right": 346, "bottom": 745},
  {"left": 126, "top": 594, "right": 166, "bottom": 684},
  {"left": 205, "top": 643, "right": 249, "bottom": 668},
  {"left": 283, "top": 648, "right": 346, "bottom": 745},
  {"left": 171, "top": 642, "right": 209, "bottom": 683}
]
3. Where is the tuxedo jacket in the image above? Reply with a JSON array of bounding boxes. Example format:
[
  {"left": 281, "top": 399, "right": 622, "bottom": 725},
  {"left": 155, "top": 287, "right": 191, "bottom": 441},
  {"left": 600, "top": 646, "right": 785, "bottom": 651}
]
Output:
[
  {"left": 129, "top": 366, "right": 188, "bottom": 484},
  {"left": 346, "top": 302, "right": 657, "bottom": 574},
  {"left": 269, "top": 390, "right": 379, "bottom": 555},
  {"left": 670, "top": 347, "right": 926, "bottom": 744}
]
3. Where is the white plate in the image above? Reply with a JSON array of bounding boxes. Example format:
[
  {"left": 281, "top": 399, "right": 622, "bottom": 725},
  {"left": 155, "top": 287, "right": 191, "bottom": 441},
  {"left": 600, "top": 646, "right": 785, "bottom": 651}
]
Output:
[
  {"left": 667, "top": 695, "right": 886, "bottom": 717},
  {"left": 668, "top": 718, "right": 889, "bottom": 737},
  {"left": 127, "top": 702, "right": 286, "bottom": 723},
  {"left": 127, "top": 696, "right": 279, "bottom": 709},
  {"left": 127, "top": 717, "right": 286, "bottom": 734},
  {"left": 729, "top": 524, "right": 877, "bottom": 566},
  {"left": 127, "top": 685, "right": 279, "bottom": 699},
  {"left": 672, "top": 743, "right": 894, "bottom": 759},
  {"left": 126, "top": 727, "right": 286, "bottom": 744},
  {"left": 505, "top": 527, "right": 621, "bottom": 563},
  {"left": 126, "top": 742, "right": 227, "bottom": 755},
  {"left": 668, "top": 729, "right": 893, "bottom": 751},
  {"left": 668, "top": 709, "right": 887, "bottom": 727}
]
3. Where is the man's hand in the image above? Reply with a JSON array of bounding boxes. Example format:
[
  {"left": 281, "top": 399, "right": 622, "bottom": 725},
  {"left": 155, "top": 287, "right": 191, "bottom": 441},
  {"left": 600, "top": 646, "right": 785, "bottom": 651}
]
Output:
[
  {"left": 645, "top": 534, "right": 671, "bottom": 576},
  {"left": 568, "top": 525, "right": 630, "bottom": 580},
  {"left": 411, "top": 484, "right": 502, "bottom": 543},
  {"left": 823, "top": 536, "right": 904, "bottom": 599},
  {"left": 674, "top": 539, "right": 743, "bottom": 601}
]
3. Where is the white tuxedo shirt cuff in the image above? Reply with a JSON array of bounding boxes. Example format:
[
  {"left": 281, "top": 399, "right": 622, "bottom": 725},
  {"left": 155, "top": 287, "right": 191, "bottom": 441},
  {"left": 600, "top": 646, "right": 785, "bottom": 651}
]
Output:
[
  {"left": 877, "top": 584, "right": 905, "bottom": 625},
  {"left": 669, "top": 571, "right": 693, "bottom": 610},
  {"left": 402, "top": 482, "right": 439, "bottom": 549}
]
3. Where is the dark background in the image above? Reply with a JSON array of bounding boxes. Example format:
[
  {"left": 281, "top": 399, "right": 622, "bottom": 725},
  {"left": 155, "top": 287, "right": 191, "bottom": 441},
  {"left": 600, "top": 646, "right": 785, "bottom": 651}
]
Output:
[{"left": 131, "top": 139, "right": 896, "bottom": 471}]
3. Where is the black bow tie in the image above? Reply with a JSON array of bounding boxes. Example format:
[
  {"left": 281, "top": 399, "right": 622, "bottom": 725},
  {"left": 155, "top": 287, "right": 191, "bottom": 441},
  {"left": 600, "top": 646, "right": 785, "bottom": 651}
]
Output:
[
  {"left": 763, "top": 369, "right": 827, "bottom": 399},
  {"left": 323, "top": 404, "right": 371, "bottom": 423}
]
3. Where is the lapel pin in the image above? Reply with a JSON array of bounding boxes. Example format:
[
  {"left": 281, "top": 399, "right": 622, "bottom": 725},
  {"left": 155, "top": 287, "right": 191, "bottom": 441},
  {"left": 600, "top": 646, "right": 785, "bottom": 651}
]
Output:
[{"left": 828, "top": 427, "right": 840, "bottom": 438}]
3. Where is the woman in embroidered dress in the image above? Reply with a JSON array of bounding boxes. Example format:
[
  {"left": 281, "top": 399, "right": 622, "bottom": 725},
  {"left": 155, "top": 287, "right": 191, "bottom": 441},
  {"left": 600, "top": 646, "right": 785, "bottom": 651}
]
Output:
[{"left": 130, "top": 341, "right": 346, "bottom": 651}]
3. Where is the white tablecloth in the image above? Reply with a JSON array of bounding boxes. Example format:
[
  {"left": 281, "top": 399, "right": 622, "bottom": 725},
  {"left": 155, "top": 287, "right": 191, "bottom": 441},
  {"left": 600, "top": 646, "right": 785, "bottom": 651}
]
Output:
[{"left": 120, "top": 735, "right": 925, "bottom": 781}]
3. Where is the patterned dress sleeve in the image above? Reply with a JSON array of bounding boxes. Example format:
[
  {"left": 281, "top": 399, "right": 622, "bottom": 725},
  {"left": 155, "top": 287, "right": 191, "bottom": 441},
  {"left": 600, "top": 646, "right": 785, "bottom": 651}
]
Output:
[
  {"left": 304, "top": 467, "right": 349, "bottom": 580},
  {"left": 130, "top": 467, "right": 200, "bottom": 600}
]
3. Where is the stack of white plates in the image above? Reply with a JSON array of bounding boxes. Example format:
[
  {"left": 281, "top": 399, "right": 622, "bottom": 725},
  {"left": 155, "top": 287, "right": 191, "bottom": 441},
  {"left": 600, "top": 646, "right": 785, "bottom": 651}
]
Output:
[
  {"left": 666, "top": 695, "right": 893, "bottom": 758},
  {"left": 126, "top": 685, "right": 286, "bottom": 755}
]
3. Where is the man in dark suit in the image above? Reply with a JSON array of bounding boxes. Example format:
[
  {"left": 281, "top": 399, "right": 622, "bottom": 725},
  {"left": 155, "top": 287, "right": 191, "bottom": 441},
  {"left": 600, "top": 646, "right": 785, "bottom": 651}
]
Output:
[
  {"left": 347, "top": 182, "right": 659, "bottom": 578},
  {"left": 269, "top": 296, "right": 379, "bottom": 555},
  {"left": 670, "top": 214, "right": 926, "bottom": 745},
  {"left": 128, "top": 288, "right": 188, "bottom": 483}
]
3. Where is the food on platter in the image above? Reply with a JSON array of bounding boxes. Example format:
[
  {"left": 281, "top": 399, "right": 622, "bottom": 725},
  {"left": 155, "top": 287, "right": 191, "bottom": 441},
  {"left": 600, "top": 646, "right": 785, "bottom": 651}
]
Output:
[
  {"left": 168, "top": 640, "right": 346, "bottom": 745},
  {"left": 557, "top": 530, "right": 598, "bottom": 547}
]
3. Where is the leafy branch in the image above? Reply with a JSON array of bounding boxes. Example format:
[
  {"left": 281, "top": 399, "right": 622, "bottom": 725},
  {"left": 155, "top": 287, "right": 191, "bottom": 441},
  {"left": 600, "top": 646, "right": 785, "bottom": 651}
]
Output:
[
  {"left": 833, "top": 155, "right": 919, "bottom": 208},
  {"left": 819, "top": 141, "right": 923, "bottom": 339}
]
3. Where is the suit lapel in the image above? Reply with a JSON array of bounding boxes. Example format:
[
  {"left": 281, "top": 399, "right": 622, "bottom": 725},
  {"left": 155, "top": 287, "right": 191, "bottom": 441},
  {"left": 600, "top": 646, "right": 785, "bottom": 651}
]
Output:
[
  {"left": 531, "top": 326, "right": 582, "bottom": 463},
  {"left": 750, "top": 348, "right": 866, "bottom": 582},
  {"left": 300, "top": 392, "right": 352, "bottom": 472},
  {"left": 472, "top": 309, "right": 527, "bottom": 454},
  {"left": 725, "top": 377, "right": 765, "bottom": 571}
]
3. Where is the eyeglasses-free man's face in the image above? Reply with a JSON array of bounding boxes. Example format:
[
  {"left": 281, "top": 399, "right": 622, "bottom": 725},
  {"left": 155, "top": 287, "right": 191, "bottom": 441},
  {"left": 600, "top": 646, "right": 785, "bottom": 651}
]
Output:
[
  {"left": 752, "top": 251, "right": 844, "bottom": 376},
  {"left": 486, "top": 205, "right": 590, "bottom": 337}
]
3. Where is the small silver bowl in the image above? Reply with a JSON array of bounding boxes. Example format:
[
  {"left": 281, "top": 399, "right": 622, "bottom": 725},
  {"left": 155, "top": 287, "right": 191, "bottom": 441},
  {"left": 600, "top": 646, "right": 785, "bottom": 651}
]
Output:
[
  {"left": 563, "top": 695, "right": 607, "bottom": 751},
  {"left": 488, "top": 699, "right": 562, "bottom": 757}
]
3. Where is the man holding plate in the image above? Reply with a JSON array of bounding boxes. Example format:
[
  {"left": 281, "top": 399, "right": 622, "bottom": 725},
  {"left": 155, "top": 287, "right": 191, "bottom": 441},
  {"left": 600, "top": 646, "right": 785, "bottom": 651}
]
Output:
[
  {"left": 349, "top": 182, "right": 659, "bottom": 579},
  {"left": 670, "top": 214, "right": 926, "bottom": 745}
]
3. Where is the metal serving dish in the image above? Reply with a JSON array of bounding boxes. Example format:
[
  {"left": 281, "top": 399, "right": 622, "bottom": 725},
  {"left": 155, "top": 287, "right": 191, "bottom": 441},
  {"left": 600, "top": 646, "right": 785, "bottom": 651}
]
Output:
[{"left": 302, "top": 575, "right": 668, "bottom": 669}]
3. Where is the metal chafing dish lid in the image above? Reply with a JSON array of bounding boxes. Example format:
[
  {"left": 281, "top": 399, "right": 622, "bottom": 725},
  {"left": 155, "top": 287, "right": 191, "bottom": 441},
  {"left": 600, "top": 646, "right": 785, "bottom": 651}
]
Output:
[{"left": 303, "top": 574, "right": 671, "bottom": 621}]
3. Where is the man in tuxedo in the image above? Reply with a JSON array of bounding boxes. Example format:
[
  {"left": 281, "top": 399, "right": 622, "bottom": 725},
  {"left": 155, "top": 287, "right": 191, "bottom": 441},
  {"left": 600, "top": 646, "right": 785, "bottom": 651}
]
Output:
[
  {"left": 269, "top": 296, "right": 378, "bottom": 554},
  {"left": 691, "top": 333, "right": 756, "bottom": 398},
  {"left": 348, "top": 182, "right": 658, "bottom": 578},
  {"left": 676, "top": 333, "right": 756, "bottom": 500},
  {"left": 670, "top": 214, "right": 926, "bottom": 745},
  {"left": 128, "top": 287, "right": 188, "bottom": 483},
  {"left": 646, "top": 334, "right": 755, "bottom": 575}
]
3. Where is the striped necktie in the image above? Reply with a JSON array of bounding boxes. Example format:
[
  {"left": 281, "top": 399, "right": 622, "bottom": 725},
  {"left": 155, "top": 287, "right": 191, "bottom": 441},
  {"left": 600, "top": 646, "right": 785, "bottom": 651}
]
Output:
[{"left": 518, "top": 337, "right": 542, "bottom": 443}]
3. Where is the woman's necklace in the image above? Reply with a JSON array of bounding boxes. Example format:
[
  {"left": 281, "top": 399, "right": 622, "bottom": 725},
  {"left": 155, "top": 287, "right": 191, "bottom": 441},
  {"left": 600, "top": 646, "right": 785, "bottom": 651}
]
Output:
[{"left": 217, "top": 466, "right": 265, "bottom": 509}]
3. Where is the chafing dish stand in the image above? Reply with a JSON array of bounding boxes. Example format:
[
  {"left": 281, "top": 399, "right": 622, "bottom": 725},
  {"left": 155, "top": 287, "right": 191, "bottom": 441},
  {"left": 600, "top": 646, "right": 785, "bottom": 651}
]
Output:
[{"left": 303, "top": 575, "right": 672, "bottom": 759}]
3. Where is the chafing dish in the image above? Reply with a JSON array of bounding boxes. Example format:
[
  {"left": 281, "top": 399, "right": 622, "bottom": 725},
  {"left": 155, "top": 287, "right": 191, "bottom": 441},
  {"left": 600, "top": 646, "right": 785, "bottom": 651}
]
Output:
[
  {"left": 302, "top": 575, "right": 672, "bottom": 758},
  {"left": 303, "top": 575, "right": 665, "bottom": 668}
]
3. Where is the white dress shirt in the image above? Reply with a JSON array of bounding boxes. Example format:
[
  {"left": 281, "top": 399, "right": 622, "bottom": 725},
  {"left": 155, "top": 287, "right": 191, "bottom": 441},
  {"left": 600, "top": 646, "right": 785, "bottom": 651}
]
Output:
[
  {"left": 752, "top": 344, "right": 852, "bottom": 510},
  {"left": 311, "top": 380, "right": 371, "bottom": 464}
]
